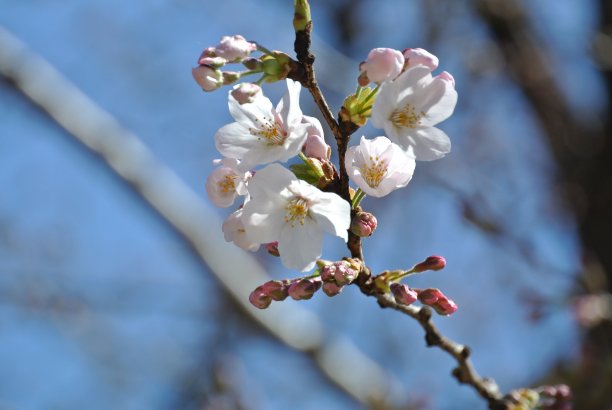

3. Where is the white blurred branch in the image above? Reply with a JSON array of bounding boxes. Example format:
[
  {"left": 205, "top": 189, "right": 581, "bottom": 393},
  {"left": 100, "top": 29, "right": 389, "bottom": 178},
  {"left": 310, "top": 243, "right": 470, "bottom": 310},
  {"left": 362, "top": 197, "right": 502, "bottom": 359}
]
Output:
[{"left": 0, "top": 25, "right": 406, "bottom": 409}]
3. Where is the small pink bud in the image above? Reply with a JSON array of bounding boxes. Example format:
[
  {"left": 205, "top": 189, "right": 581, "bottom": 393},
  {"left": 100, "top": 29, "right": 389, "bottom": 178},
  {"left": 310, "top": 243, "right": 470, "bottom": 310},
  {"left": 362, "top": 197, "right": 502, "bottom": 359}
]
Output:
[
  {"left": 265, "top": 241, "right": 280, "bottom": 257},
  {"left": 402, "top": 48, "right": 439, "bottom": 71},
  {"left": 288, "top": 278, "right": 322, "bottom": 300},
  {"left": 350, "top": 211, "right": 377, "bottom": 237},
  {"left": 322, "top": 282, "right": 343, "bottom": 297},
  {"left": 413, "top": 256, "right": 446, "bottom": 273},
  {"left": 416, "top": 288, "right": 444, "bottom": 305},
  {"left": 249, "top": 286, "right": 272, "bottom": 309},
  {"left": 320, "top": 263, "right": 336, "bottom": 283},
  {"left": 334, "top": 262, "right": 357, "bottom": 286},
  {"left": 260, "top": 280, "right": 288, "bottom": 301},
  {"left": 192, "top": 65, "right": 223, "bottom": 92},
  {"left": 360, "top": 48, "right": 404, "bottom": 83},
  {"left": 301, "top": 116, "right": 330, "bottom": 159},
  {"left": 436, "top": 71, "right": 455, "bottom": 88},
  {"left": 197, "top": 47, "right": 217, "bottom": 63},
  {"left": 230, "top": 83, "right": 263, "bottom": 105},
  {"left": 390, "top": 283, "right": 418, "bottom": 305},
  {"left": 214, "top": 35, "right": 257, "bottom": 62},
  {"left": 432, "top": 297, "right": 458, "bottom": 316},
  {"left": 357, "top": 68, "right": 370, "bottom": 87}
]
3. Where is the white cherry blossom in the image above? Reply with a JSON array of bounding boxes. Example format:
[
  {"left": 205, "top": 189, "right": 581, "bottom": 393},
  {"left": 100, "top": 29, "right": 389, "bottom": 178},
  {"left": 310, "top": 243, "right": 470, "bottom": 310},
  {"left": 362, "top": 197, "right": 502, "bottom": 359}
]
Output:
[
  {"left": 371, "top": 65, "right": 457, "bottom": 161},
  {"left": 215, "top": 79, "right": 310, "bottom": 168},
  {"left": 222, "top": 207, "right": 260, "bottom": 251},
  {"left": 241, "top": 163, "right": 350, "bottom": 271},
  {"left": 346, "top": 136, "right": 415, "bottom": 197},
  {"left": 205, "top": 158, "right": 250, "bottom": 208}
]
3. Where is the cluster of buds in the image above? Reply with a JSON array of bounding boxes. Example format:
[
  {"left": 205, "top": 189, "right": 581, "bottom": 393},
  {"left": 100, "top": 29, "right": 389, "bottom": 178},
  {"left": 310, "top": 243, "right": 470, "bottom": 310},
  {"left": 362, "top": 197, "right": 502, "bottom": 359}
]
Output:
[
  {"left": 192, "top": 35, "right": 295, "bottom": 92},
  {"left": 318, "top": 259, "right": 361, "bottom": 296},
  {"left": 358, "top": 47, "right": 439, "bottom": 86},
  {"left": 390, "top": 284, "right": 457, "bottom": 316},
  {"left": 249, "top": 277, "right": 324, "bottom": 309},
  {"left": 504, "top": 385, "right": 572, "bottom": 410}
]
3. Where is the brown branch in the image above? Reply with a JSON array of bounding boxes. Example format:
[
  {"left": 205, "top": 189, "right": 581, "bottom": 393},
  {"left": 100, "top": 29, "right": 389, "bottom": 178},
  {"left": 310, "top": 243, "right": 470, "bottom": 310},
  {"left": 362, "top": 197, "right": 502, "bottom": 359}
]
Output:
[{"left": 375, "top": 293, "right": 504, "bottom": 407}]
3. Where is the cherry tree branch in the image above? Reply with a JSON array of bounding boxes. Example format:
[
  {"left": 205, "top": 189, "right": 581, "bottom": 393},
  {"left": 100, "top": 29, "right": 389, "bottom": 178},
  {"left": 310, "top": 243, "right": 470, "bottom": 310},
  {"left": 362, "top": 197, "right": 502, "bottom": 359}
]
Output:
[{"left": 291, "top": 2, "right": 513, "bottom": 408}]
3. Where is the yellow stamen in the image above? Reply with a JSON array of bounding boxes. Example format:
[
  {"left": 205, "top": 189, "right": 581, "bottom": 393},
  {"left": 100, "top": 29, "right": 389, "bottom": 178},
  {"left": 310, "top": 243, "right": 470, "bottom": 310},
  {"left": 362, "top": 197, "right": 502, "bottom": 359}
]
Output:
[
  {"left": 249, "top": 117, "right": 287, "bottom": 145},
  {"left": 217, "top": 174, "right": 237, "bottom": 193},
  {"left": 390, "top": 103, "right": 424, "bottom": 128},
  {"left": 360, "top": 155, "right": 388, "bottom": 188},
  {"left": 284, "top": 197, "right": 310, "bottom": 227}
]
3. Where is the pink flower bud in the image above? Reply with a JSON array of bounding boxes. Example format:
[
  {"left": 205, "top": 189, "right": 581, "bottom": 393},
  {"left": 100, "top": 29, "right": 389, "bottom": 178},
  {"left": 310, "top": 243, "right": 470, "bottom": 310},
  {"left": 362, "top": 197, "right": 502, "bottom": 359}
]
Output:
[
  {"left": 334, "top": 262, "right": 357, "bottom": 286},
  {"left": 432, "top": 297, "right": 458, "bottom": 316},
  {"left": 416, "top": 288, "right": 444, "bottom": 305},
  {"left": 320, "top": 263, "right": 336, "bottom": 283},
  {"left": 288, "top": 278, "right": 322, "bottom": 300},
  {"left": 197, "top": 47, "right": 217, "bottom": 63},
  {"left": 350, "top": 211, "right": 377, "bottom": 237},
  {"left": 214, "top": 35, "right": 257, "bottom": 62},
  {"left": 230, "top": 83, "right": 263, "bottom": 105},
  {"left": 413, "top": 256, "right": 446, "bottom": 273},
  {"left": 390, "top": 283, "right": 417, "bottom": 305},
  {"left": 260, "top": 280, "right": 288, "bottom": 301},
  {"left": 301, "top": 116, "right": 330, "bottom": 159},
  {"left": 249, "top": 286, "right": 272, "bottom": 309},
  {"left": 402, "top": 48, "right": 439, "bottom": 71},
  {"left": 360, "top": 48, "right": 404, "bottom": 83},
  {"left": 436, "top": 71, "right": 455, "bottom": 88},
  {"left": 322, "top": 282, "right": 344, "bottom": 297},
  {"left": 192, "top": 65, "right": 223, "bottom": 91},
  {"left": 265, "top": 241, "right": 280, "bottom": 257}
]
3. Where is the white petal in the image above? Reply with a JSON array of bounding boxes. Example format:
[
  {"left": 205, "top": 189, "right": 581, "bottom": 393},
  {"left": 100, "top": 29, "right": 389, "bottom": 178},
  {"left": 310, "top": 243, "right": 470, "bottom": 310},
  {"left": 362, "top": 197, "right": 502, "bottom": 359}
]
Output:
[
  {"left": 228, "top": 91, "right": 274, "bottom": 126},
  {"left": 406, "top": 126, "right": 451, "bottom": 161},
  {"left": 277, "top": 79, "right": 303, "bottom": 127},
  {"left": 310, "top": 192, "right": 350, "bottom": 241},
  {"left": 247, "top": 163, "right": 296, "bottom": 199},
  {"left": 242, "top": 207, "right": 286, "bottom": 244},
  {"left": 394, "top": 65, "right": 433, "bottom": 102},
  {"left": 278, "top": 220, "right": 323, "bottom": 271},
  {"left": 214, "top": 122, "right": 257, "bottom": 159},
  {"left": 411, "top": 76, "right": 457, "bottom": 126}
]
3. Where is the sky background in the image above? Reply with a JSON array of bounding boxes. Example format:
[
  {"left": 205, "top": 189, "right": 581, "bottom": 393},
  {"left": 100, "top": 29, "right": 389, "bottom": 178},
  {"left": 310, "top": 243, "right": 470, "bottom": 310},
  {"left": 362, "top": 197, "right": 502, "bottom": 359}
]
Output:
[{"left": 0, "top": 0, "right": 603, "bottom": 409}]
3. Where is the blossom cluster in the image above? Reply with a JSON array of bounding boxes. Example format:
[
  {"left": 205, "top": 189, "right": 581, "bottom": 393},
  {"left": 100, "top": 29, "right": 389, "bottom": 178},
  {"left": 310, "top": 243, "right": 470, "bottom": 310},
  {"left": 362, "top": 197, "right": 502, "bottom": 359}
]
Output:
[{"left": 194, "top": 35, "right": 458, "bottom": 311}]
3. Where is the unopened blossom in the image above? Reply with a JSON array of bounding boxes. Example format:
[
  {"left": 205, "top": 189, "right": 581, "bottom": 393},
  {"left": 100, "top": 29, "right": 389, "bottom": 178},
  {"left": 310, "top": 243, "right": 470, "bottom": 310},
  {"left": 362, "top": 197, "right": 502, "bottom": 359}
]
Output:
[
  {"left": 360, "top": 48, "right": 404, "bottom": 84},
  {"left": 301, "top": 115, "right": 330, "bottom": 159},
  {"left": 249, "top": 286, "right": 272, "bottom": 309},
  {"left": 215, "top": 79, "right": 310, "bottom": 168},
  {"left": 391, "top": 283, "right": 418, "bottom": 305},
  {"left": 230, "top": 83, "right": 263, "bottom": 105},
  {"left": 346, "top": 136, "right": 416, "bottom": 197},
  {"left": 417, "top": 288, "right": 458, "bottom": 315},
  {"left": 259, "top": 280, "right": 289, "bottom": 301},
  {"left": 413, "top": 255, "right": 446, "bottom": 272},
  {"left": 222, "top": 208, "right": 260, "bottom": 252},
  {"left": 205, "top": 158, "right": 249, "bottom": 208},
  {"left": 241, "top": 164, "right": 350, "bottom": 271},
  {"left": 214, "top": 35, "right": 257, "bottom": 62},
  {"left": 371, "top": 65, "right": 458, "bottom": 161},
  {"left": 320, "top": 260, "right": 357, "bottom": 286},
  {"left": 192, "top": 65, "right": 223, "bottom": 91},
  {"left": 265, "top": 241, "right": 280, "bottom": 257},
  {"left": 403, "top": 48, "right": 439, "bottom": 71},
  {"left": 288, "top": 278, "right": 322, "bottom": 300},
  {"left": 322, "top": 281, "right": 343, "bottom": 297},
  {"left": 350, "top": 211, "right": 377, "bottom": 237}
]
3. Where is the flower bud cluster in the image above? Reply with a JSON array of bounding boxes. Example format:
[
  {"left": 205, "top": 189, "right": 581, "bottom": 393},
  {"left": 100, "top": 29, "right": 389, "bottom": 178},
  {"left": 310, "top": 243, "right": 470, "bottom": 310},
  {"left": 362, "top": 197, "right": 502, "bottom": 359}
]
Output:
[
  {"left": 319, "top": 259, "right": 360, "bottom": 296},
  {"left": 249, "top": 276, "right": 325, "bottom": 309},
  {"left": 193, "top": 35, "right": 296, "bottom": 92}
]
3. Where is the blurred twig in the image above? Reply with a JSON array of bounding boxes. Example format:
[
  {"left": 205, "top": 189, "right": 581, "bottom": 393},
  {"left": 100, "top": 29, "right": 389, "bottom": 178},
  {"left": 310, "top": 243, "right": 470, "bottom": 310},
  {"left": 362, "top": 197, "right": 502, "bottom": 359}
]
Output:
[{"left": 0, "top": 25, "right": 406, "bottom": 410}]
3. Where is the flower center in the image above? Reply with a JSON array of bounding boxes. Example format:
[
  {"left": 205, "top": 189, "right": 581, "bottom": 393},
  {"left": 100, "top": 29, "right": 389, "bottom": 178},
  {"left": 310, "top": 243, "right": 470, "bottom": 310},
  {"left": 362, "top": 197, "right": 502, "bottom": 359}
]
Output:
[
  {"left": 360, "top": 155, "right": 388, "bottom": 188},
  {"left": 390, "top": 103, "right": 424, "bottom": 128},
  {"left": 284, "top": 197, "right": 310, "bottom": 227},
  {"left": 217, "top": 174, "right": 237, "bottom": 193},
  {"left": 249, "top": 117, "right": 287, "bottom": 146}
]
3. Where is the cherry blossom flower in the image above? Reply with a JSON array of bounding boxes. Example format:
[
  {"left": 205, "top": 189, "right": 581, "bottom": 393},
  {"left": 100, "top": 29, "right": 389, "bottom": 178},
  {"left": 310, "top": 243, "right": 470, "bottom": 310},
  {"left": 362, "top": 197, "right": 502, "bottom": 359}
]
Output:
[
  {"left": 215, "top": 79, "right": 310, "bottom": 168},
  {"left": 241, "top": 164, "right": 350, "bottom": 271},
  {"left": 359, "top": 48, "right": 404, "bottom": 84},
  {"left": 205, "top": 158, "right": 250, "bottom": 208},
  {"left": 222, "top": 208, "right": 260, "bottom": 252},
  {"left": 371, "top": 65, "right": 458, "bottom": 161},
  {"left": 345, "top": 136, "right": 416, "bottom": 197},
  {"left": 403, "top": 48, "right": 439, "bottom": 72}
]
